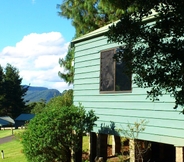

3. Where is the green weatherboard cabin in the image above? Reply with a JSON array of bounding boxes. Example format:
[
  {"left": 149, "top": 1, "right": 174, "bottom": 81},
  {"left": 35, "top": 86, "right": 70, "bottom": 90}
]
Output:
[{"left": 71, "top": 14, "right": 184, "bottom": 162}]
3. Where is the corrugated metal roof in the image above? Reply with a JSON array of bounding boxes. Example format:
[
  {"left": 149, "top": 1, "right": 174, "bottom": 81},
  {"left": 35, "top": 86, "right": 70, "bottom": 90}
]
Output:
[
  {"left": 15, "top": 114, "right": 35, "bottom": 121},
  {"left": 71, "top": 11, "right": 158, "bottom": 46},
  {"left": 71, "top": 22, "right": 114, "bottom": 47},
  {"left": 0, "top": 116, "right": 15, "bottom": 126}
]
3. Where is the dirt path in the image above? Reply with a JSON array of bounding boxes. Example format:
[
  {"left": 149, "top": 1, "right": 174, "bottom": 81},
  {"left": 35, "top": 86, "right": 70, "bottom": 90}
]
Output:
[{"left": 0, "top": 135, "right": 15, "bottom": 144}]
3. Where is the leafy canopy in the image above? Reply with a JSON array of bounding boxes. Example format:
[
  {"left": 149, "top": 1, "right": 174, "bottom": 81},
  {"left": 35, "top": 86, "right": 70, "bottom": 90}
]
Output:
[
  {"left": 107, "top": 0, "right": 184, "bottom": 111},
  {"left": 57, "top": 0, "right": 124, "bottom": 37},
  {"left": 28, "top": 99, "right": 47, "bottom": 114},
  {"left": 57, "top": 0, "right": 124, "bottom": 84},
  {"left": 58, "top": 47, "right": 74, "bottom": 85}
]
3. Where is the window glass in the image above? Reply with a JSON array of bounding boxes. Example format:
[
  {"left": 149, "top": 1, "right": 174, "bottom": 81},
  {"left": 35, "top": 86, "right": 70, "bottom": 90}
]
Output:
[
  {"left": 100, "top": 49, "right": 114, "bottom": 91},
  {"left": 115, "top": 61, "right": 131, "bottom": 91},
  {"left": 100, "top": 48, "right": 131, "bottom": 92}
]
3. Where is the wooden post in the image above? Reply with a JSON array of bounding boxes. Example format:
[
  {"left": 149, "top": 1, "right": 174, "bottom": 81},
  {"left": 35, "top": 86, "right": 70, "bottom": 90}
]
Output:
[
  {"left": 97, "top": 133, "right": 107, "bottom": 161},
  {"left": 115, "top": 136, "right": 121, "bottom": 154},
  {"left": 90, "top": 132, "right": 97, "bottom": 162},
  {"left": 176, "top": 146, "right": 184, "bottom": 162},
  {"left": 129, "top": 139, "right": 135, "bottom": 162},
  {"left": 112, "top": 135, "right": 115, "bottom": 156},
  {"left": 112, "top": 135, "right": 121, "bottom": 156},
  {"left": 74, "top": 134, "right": 82, "bottom": 162},
  {"left": 1, "top": 150, "right": 4, "bottom": 159}
]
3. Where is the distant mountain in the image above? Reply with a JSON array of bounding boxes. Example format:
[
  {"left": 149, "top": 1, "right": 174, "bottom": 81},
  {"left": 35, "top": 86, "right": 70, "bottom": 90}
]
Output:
[{"left": 24, "top": 86, "right": 61, "bottom": 103}]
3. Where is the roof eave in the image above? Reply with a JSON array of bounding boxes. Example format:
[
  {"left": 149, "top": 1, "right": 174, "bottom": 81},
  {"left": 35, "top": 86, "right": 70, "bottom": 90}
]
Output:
[{"left": 71, "top": 12, "right": 158, "bottom": 47}]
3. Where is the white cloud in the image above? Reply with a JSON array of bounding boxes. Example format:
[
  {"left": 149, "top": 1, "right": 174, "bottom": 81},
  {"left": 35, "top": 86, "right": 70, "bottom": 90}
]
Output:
[
  {"left": 32, "top": 0, "right": 35, "bottom": 4},
  {"left": 0, "top": 32, "right": 71, "bottom": 92}
]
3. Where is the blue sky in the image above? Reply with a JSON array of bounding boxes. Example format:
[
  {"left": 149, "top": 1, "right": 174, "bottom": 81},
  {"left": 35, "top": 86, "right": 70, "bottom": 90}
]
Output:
[{"left": 0, "top": 0, "right": 75, "bottom": 92}]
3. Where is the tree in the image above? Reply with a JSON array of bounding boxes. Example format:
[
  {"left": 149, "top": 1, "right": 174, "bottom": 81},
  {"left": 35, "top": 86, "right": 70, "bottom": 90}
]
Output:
[
  {"left": 106, "top": 0, "right": 184, "bottom": 111},
  {"left": 57, "top": 0, "right": 124, "bottom": 84},
  {"left": 0, "top": 64, "right": 28, "bottom": 118},
  {"left": 27, "top": 89, "right": 73, "bottom": 114},
  {"left": 57, "top": 0, "right": 123, "bottom": 37},
  {"left": 0, "top": 65, "right": 5, "bottom": 113},
  {"left": 22, "top": 103, "right": 98, "bottom": 162},
  {"left": 47, "top": 89, "right": 73, "bottom": 107},
  {"left": 28, "top": 99, "right": 47, "bottom": 114},
  {"left": 58, "top": 47, "right": 74, "bottom": 85}
]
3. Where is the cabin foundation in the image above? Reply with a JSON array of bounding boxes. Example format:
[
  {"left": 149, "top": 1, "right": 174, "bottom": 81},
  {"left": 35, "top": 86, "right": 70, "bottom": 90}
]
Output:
[{"left": 89, "top": 132, "right": 183, "bottom": 162}]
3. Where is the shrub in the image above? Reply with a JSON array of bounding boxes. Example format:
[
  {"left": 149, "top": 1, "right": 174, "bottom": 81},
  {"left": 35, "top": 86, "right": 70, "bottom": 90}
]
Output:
[{"left": 22, "top": 103, "right": 98, "bottom": 162}]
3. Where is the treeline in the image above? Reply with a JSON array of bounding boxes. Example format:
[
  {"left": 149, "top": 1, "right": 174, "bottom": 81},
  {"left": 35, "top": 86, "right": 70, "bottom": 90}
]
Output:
[
  {"left": 28, "top": 89, "right": 73, "bottom": 114},
  {"left": 0, "top": 64, "right": 28, "bottom": 119}
]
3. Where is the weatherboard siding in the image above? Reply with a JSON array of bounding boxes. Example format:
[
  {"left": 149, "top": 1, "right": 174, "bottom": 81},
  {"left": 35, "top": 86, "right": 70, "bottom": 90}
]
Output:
[{"left": 73, "top": 34, "right": 184, "bottom": 146}]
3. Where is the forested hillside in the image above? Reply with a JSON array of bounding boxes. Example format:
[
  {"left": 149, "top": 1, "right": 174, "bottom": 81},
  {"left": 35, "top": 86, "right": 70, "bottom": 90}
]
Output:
[{"left": 24, "top": 86, "right": 61, "bottom": 103}]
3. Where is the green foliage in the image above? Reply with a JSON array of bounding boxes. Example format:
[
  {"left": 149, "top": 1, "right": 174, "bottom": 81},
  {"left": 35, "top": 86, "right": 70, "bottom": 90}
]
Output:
[
  {"left": 29, "top": 100, "right": 47, "bottom": 114},
  {"left": 120, "top": 120, "right": 148, "bottom": 140},
  {"left": 0, "top": 65, "right": 5, "bottom": 110},
  {"left": 57, "top": 0, "right": 124, "bottom": 37},
  {"left": 27, "top": 89, "right": 73, "bottom": 114},
  {"left": 57, "top": 0, "right": 124, "bottom": 85},
  {"left": 0, "top": 64, "right": 28, "bottom": 119},
  {"left": 58, "top": 47, "right": 74, "bottom": 85},
  {"left": 47, "top": 89, "right": 73, "bottom": 107},
  {"left": 0, "top": 130, "right": 91, "bottom": 162},
  {"left": 107, "top": 0, "right": 184, "bottom": 111},
  {"left": 22, "top": 102, "right": 98, "bottom": 162},
  {"left": 119, "top": 120, "right": 150, "bottom": 162},
  {"left": 0, "top": 130, "right": 89, "bottom": 162}
]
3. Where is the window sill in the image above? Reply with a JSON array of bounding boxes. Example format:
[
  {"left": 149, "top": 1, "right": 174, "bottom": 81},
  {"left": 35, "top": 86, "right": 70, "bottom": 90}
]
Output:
[{"left": 99, "top": 90, "right": 132, "bottom": 94}]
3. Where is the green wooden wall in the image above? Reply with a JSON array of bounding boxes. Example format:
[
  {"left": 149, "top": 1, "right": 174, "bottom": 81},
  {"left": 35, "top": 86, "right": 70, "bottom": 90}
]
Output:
[{"left": 73, "top": 34, "right": 184, "bottom": 146}]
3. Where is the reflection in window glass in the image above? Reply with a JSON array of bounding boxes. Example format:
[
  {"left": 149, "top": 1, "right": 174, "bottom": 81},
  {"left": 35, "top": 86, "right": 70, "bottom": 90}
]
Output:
[{"left": 100, "top": 49, "right": 131, "bottom": 92}]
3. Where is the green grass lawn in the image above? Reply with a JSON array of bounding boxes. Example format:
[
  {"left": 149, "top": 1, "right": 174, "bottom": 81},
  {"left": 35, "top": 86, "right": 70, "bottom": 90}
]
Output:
[
  {"left": 0, "top": 129, "right": 26, "bottom": 162},
  {"left": 0, "top": 129, "right": 24, "bottom": 138},
  {"left": 0, "top": 130, "right": 13, "bottom": 138},
  {"left": 83, "top": 135, "right": 90, "bottom": 152},
  {"left": 0, "top": 140, "right": 27, "bottom": 162},
  {"left": 0, "top": 130, "right": 90, "bottom": 162}
]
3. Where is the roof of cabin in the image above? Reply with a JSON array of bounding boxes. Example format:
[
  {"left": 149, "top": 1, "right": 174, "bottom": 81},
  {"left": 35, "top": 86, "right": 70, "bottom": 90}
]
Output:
[
  {"left": 71, "top": 22, "right": 115, "bottom": 47},
  {"left": 15, "top": 114, "right": 35, "bottom": 121},
  {"left": 71, "top": 11, "right": 158, "bottom": 46},
  {"left": 0, "top": 116, "right": 15, "bottom": 126}
]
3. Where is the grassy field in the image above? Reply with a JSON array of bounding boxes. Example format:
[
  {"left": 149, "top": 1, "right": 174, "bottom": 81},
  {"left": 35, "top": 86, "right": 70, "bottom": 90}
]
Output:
[
  {"left": 0, "top": 129, "right": 24, "bottom": 138},
  {"left": 0, "top": 130, "right": 26, "bottom": 162},
  {"left": 0, "top": 130, "right": 13, "bottom": 138},
  {"left": 83, "top": 135, "right": 90, "bottom": 152},
  {"left": 0, "top": 130, "right": 90, "bottom": 162},
  {"left": 0, "top": 140, "right": 27, "bottom": 162}
]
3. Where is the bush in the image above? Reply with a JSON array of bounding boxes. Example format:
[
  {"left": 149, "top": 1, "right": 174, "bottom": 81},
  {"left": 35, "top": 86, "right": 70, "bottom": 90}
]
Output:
[{"left": 22, "top": 103, "right": 98, "bottom": 162}]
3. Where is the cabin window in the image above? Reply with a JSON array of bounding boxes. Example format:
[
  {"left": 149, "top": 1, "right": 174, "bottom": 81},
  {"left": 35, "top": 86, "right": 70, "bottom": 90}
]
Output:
[{"left": 100, "top": 48, "right": 132, "bottom": 92}]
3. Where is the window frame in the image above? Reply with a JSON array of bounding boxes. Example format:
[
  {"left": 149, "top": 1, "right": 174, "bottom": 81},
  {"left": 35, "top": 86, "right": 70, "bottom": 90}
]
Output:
[{"left": 99, "top": 47, "right": 132, "bottom": 94}]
